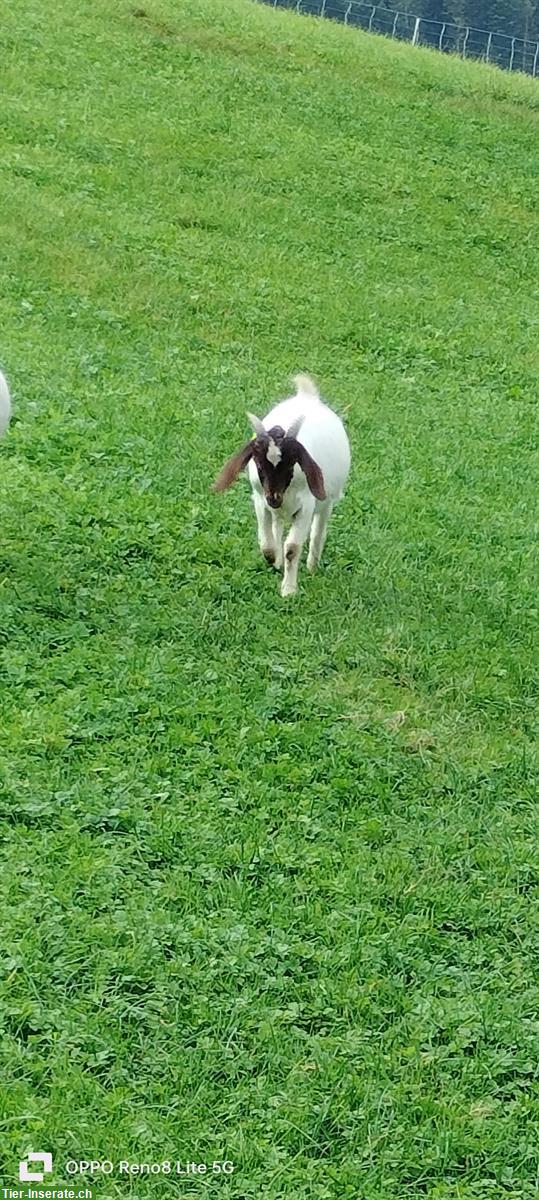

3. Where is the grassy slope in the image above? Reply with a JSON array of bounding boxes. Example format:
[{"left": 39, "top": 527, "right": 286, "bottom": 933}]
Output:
[{"left": 1, "top": 0, "right": 538, "bottom": 1196}]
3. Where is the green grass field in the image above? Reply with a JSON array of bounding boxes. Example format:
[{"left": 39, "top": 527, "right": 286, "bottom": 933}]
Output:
[{"left": 1, "top": 0, "right": 538, "bottom": 1196}]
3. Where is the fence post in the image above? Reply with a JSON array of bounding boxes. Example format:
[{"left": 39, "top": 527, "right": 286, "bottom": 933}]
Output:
[
  {"left": 368, "top": 5, "right": 376, "bottom": 31},
  {"left": 392, "top": 9, "right": 399, "bottom": 36},
  {"left": 344, "top": 0, "right": 352, "bottom": 23},
  {"left": 438, "top": 22, "right": 445, "bottom": 49},
  {"left": 412, "top": 14, "right": 420, "bottom": 44},
  {"left": 462, "top": 25, "right": 469, "bottom": 57},
  {"left": 320, "top": 0, "right": 326, "bottom": 15},
  {"left": 509, "top": 36, "right": 515, "bottom": 69},
  {"left": 533, "top": 40, "right": 539, "bottom": 75},
  {"left": 486, "top": 30, "right": 492, "bottom": 61}
]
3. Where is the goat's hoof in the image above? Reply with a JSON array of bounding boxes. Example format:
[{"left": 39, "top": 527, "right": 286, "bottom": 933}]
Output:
[
  {"left": 280, "top": 581, "right": 297, "bottom": 598},
  {"left": 306, "top": 556, "right": 318, "bottom": 574},
  {"left": 262, "top": 548, "right": 276, "bottom": 566}
]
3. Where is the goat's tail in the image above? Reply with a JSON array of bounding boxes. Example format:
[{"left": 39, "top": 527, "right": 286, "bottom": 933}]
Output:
[{"left": 293, "top": 373, "right": 319, "bottom": 398}]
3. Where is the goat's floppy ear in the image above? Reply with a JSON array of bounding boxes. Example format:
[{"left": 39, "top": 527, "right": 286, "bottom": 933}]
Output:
[
  {"left": 295, "top": 444, "right": 326, "bottom": 500},
  {"left": 212, "top": 441, "right": 255, "bottom": 492}
]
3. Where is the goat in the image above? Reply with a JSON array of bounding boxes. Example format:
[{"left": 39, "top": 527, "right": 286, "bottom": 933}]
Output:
[
  {"left": 213, "top": 374, "right": 350, "bottom": 597},
  {"left": 0, "top": 370, "right": 11, "bottom": 438}
]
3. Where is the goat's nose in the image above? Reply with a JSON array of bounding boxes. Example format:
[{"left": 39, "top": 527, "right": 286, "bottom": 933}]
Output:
[{"left": 267, "top": 495, "right": 282, "bottom": 509}]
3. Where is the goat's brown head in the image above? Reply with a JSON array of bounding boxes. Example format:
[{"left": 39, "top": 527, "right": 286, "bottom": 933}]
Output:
[{"left": 212, "top": 412, "right": 326, "bottom": 507}]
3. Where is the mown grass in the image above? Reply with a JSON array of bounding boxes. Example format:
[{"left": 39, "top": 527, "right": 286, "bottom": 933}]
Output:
[{"left": 0, "top": 0, "right": 538, "bottom": 1196}]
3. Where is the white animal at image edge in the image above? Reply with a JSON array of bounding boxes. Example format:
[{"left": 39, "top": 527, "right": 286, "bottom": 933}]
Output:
[{"left": 0, "top": 369, "right": 11, "bottom": 436}]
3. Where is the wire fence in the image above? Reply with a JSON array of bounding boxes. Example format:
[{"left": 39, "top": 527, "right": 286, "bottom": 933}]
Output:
[{"left": 261, "top": 0, "right": 539, "bottom": 76}]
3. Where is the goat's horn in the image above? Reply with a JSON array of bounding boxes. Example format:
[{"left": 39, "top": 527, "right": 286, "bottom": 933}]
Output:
[
  {"left": 246, "top": 412, "right": 266, "bottom": 437},
  {"left": 286, "top": 414, "right": 305, "bottom": 440}
]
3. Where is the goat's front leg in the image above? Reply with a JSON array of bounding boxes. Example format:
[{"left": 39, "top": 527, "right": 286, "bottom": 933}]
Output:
[
  {"left": 253, "top": 491, "right": 278, "bottom": 566},
  {"left": 281, "top": 502, "right": 315, "bottom": 598},
  {"left": 272, "top": 513, "right": 284, "bottom": 570},
  {"left": 307, "top": 501, "right": 333, "bottom": 573}
]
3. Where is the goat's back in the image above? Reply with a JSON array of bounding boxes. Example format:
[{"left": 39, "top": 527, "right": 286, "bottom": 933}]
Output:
[{"left": 263, "top": 383, "right": 350, "bottom": 502}]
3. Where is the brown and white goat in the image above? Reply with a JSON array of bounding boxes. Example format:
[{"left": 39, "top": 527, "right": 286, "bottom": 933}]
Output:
[{"left": 213, "top": 374, "right": 351, "bottom": 597}]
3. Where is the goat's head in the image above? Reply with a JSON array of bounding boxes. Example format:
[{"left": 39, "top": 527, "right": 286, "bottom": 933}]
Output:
[{"left": 212, "top": 412, "right": 326, "bottom": 506}]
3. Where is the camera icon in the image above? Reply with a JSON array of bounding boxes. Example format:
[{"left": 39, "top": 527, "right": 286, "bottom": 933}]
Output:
[{"left": 19, "top": 1153, "right": 53, "bottom": 1183}]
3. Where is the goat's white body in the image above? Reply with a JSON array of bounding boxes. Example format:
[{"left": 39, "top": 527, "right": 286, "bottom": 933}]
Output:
[
  {"left": 248, "top": 375, "right": 350, "bottom": 596},
  {"left": 0, "top": 370, "right": 11, "bottom": 437}
]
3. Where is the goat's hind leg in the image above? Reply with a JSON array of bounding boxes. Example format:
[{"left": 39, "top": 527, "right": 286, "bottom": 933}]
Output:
[{"left": 307, "top": 501, "right": 333, "bottom": 573}]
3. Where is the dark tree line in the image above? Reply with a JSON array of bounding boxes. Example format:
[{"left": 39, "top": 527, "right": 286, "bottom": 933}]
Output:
[
  {"left": 391, "top": 0, "right": 539, "bottom": 39},
  {"left": 269, "top": 0, "right": 539, "bottom": 54}
]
